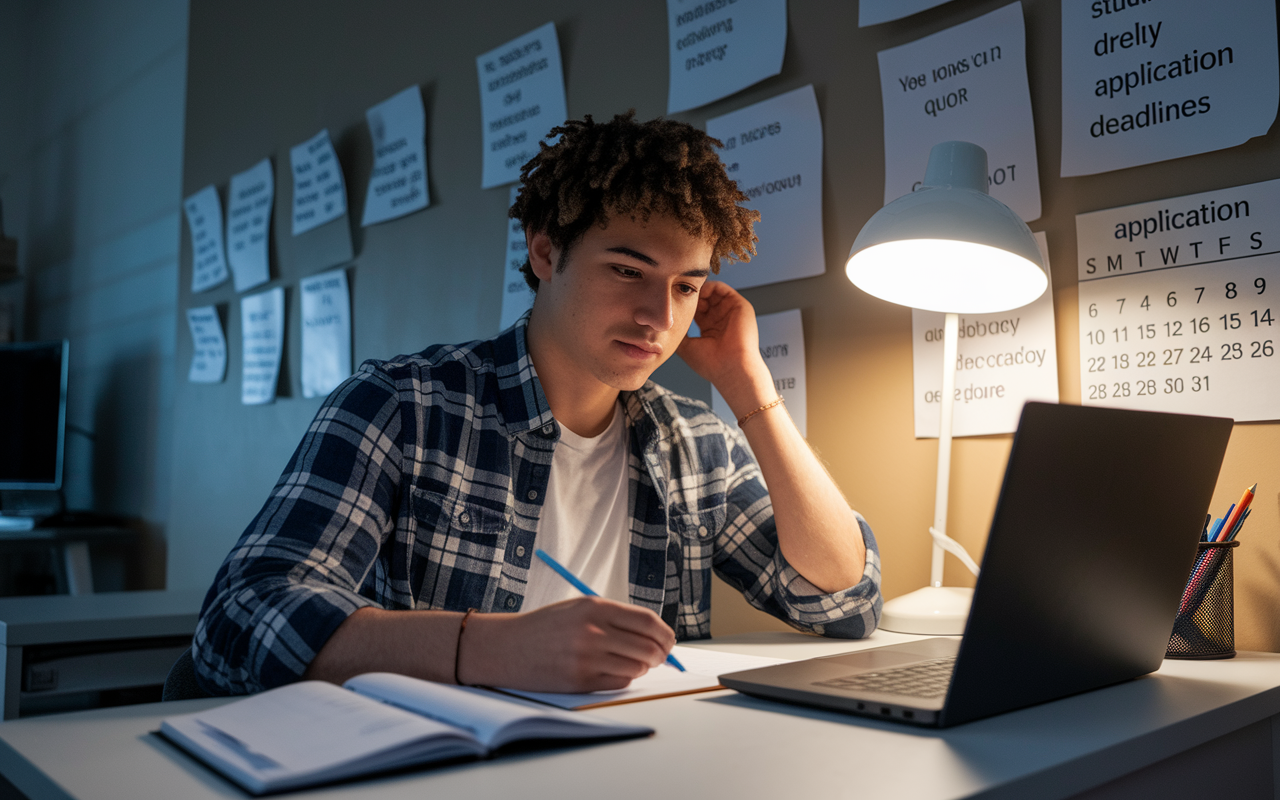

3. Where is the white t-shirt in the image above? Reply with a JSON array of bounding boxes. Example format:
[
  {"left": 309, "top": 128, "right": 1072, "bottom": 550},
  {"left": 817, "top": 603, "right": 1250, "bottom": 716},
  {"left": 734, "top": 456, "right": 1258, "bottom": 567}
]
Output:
[{"left": 522, "top": 402, "right": 633, "bottom": 611}]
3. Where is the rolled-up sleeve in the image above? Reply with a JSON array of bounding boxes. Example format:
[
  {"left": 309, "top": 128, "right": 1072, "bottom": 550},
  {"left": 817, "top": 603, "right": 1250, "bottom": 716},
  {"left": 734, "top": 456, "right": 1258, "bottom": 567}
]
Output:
[
  {"left": 712, "top": 430, "right": 883, "bottom": 639},
  {"left": 192, "top": 366, "right": 404, "bottom": 695}
]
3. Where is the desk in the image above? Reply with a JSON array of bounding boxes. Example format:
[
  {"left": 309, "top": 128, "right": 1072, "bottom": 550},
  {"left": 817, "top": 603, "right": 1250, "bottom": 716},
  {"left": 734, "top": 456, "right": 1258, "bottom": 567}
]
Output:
[
  {"left": 0, "top": 590, "right": 204, "bottom": 720},
  {"left": 0, "top": 525, "right": 143, "bottom": 595},
  {"left": 0, "top": 631, "right": 1277, "bottom": 800}
]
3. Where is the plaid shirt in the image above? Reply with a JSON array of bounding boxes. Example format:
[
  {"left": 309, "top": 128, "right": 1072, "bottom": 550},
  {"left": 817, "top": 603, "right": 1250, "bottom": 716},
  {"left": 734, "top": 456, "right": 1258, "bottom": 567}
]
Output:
[{"left": 194, "top": 314, "right": 882, "bottom": 695}]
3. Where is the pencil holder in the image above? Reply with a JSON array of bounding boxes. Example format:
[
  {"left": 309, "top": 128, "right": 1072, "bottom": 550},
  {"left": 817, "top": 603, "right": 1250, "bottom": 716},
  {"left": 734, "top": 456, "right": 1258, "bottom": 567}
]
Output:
[{"left": 1166, "top": 540, "right": 1239, "bottom": 660}]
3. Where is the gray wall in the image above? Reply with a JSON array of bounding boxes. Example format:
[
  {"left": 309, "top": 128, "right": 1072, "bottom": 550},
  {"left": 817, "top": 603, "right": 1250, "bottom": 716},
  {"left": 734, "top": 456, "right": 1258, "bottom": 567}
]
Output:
[
  {"left": 1, "top": 0, "right": 189, "bottom": 589},
  {"left": 171, "top": 0, "right": 1280, "bottom": 647}
]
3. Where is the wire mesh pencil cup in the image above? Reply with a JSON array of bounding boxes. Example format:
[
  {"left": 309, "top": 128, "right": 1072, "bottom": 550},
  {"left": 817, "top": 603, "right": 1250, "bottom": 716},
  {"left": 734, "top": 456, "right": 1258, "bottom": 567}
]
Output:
[{"left": 1166, "top": 540, "right": 1239, "bottom": 660}]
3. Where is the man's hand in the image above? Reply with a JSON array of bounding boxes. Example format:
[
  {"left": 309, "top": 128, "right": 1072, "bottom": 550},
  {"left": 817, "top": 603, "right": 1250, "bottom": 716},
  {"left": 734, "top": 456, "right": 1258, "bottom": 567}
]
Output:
[
  {"left": 677, "top": 281, "right": 774, "bottom": 414},
  {"left": 460, "top": 597, "right": 675, "bottom": 692}
]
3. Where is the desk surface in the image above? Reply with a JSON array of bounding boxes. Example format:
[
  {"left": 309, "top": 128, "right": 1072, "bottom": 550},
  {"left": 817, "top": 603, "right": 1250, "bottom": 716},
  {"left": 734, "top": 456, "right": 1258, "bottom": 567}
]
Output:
[
  {"left": 0, "top": 589, "right": 205, "bottom": 647},
  {"left": 1, "top": 631, "right": 1278, "bottom": 800}
]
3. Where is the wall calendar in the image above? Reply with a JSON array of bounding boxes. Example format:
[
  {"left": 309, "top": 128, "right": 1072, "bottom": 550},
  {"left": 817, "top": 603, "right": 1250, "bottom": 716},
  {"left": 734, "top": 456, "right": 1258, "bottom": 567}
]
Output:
[{"left": 1077, "top": 178, "right": 1280, "bottom": 422}]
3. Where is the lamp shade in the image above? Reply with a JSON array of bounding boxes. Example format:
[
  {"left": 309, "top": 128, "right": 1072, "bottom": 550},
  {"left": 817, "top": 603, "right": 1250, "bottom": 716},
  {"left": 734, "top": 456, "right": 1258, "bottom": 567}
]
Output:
[{"left": 846, "top": 141, "right": 1047, "bottom": 314}]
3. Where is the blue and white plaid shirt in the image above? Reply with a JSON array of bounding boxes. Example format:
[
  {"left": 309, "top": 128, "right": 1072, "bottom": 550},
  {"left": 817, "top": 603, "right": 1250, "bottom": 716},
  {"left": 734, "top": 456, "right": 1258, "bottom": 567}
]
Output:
[{"left": 194, "top": 314, "right": 882, "bottom": 695}]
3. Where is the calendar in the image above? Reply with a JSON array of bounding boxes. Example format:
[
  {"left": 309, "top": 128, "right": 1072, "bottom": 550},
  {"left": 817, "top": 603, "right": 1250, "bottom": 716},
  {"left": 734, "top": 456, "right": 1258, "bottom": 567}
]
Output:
[{"left": 1077, "top": 178, "right": 1280, "bottom": 422}]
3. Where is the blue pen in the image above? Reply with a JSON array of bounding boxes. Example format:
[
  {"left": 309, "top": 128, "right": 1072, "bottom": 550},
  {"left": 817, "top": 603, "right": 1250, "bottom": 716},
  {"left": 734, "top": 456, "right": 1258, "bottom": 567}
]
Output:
[{"left": 534, "top": 548, "right": 686, "bottom": 672}]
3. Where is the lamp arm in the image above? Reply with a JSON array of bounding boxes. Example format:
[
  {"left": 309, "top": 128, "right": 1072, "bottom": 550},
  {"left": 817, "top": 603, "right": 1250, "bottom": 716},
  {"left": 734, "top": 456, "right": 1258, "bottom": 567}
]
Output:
[{"left": 929, "top": 527, "right": 981, "bottom": 577}]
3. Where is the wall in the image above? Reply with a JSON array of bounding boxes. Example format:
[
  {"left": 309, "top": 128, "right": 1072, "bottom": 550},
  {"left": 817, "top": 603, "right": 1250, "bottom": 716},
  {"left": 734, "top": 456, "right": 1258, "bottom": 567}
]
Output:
[
  {"left": 174, "top": 0, "right": 1280, "bottom": 650},
  {"left": 1, "top": 0, "right": 189, "bottom": 589}
]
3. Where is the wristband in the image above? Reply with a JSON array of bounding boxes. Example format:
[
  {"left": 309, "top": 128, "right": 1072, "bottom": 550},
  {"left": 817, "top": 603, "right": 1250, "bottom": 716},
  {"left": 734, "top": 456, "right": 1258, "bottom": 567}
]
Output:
[
  {"left": 737, "top": 396, "right": 785, "bottom": 427},
  {"left": 454, "top": 608, "right": 477, "bottom": 685}
]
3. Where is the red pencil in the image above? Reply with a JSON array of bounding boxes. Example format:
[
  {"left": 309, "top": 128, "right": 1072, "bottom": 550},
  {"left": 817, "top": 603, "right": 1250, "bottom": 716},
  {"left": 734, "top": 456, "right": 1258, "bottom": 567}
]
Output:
[{"left": 1214, "top": 483, "right": 1256, "bottom": 542}]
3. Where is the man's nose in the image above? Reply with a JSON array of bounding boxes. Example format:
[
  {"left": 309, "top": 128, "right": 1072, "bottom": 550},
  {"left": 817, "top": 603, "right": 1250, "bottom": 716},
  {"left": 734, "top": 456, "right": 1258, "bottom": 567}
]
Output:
[{"left": 634, "top": 284, "right": 674, "bottom": 331}]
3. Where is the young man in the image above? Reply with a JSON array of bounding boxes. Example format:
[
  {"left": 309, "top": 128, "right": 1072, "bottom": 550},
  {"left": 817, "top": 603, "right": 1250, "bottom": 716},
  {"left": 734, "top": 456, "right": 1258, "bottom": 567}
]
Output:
[{"left": 194, "top": 113, "right": 881, "bottom": 696}]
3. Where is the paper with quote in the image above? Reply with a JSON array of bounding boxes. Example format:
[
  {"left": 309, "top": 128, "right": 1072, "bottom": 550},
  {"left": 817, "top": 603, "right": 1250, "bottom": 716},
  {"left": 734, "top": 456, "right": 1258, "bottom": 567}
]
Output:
[
  {"left": 499, "top": 185, "right": 534, "bottom": 331},
  {"left": 300, "top": 269, "right": 352, "bottom": 399},
  {"left": 1061, "top": 0, "right": 1278, "bottom": 176},
  {"left": 183, "top": 186, "right": 229, "bottom": 293},
  {"left": 186, "top": 306, "right": 226, "bottom": 384},
  {"left": 666, "top": 0, "right": 787, "bottom": 114},
  {"left": 241, "top": 287, "right": 285, "bottom": 405},
  {"left": 707, "top": 84, "right": 824, "bottom": 289},
  {"left": 878, "top": 2, "right": 1041, "bottom": 222},
  {"left": 477, "top": 23, "right": 567, "bottom": 189},
  {"left": 226, "top": 159, "right": 274, "bottom": 292},
  {"left": 290, "top": 129, "right": 347, "bottom": 235},
  {"left": 712, "top": 308, "right": 807, "bottom": 436},
  {"left": 912, "top": 232, "right": 1058, "bottom": 437},
  {"left": 860, "top": 0, "right": 956, "bottom": 27},
  {"left": 362, "top": 87, "right": 429, "bottom": 226}
]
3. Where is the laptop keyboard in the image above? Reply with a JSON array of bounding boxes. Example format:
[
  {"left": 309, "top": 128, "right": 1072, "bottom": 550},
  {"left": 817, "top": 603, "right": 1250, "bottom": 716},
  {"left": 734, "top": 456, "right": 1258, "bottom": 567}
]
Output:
[{"left": 815, "top": 656, "right": 957, "bottom": 699}]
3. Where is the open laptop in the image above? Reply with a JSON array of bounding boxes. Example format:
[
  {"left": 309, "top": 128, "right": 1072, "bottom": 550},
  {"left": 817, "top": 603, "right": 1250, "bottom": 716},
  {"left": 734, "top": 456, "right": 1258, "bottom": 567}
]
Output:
[{"left": 719, "top": 402, "right": 1233, "bottom": 727}]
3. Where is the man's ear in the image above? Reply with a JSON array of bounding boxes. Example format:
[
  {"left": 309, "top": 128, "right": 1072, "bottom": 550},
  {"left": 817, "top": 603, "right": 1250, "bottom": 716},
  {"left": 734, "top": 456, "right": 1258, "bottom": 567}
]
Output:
[{"left": 526, "top": 229, "right": 557, "bottom": 283}]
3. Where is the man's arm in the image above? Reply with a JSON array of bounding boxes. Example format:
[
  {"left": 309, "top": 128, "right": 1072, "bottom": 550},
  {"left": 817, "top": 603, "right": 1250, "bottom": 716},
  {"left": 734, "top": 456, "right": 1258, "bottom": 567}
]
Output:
[
  {"left": 305, "top": 598, "right": 674, "bottom": 692},
  {"left": 678, "top": 281, "right": 867, "bottom": 593}
]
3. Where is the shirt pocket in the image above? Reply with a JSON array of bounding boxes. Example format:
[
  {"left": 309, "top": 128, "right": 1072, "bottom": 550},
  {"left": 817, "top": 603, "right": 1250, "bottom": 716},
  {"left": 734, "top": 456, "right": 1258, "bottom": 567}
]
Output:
[
  {"left": 410, "top": 487, "right": 511, "bottom": 545},
  {"left": 670, "top": 504, "right": 726, "bottom": 541}
]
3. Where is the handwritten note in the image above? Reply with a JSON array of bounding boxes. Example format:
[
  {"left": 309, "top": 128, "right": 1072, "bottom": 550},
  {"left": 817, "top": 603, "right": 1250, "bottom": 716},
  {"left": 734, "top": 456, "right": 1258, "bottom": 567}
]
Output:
[
  {"left": 877, "top": 2, "right": 1042, "bottom": 222},
  {"left": 711, "top": 308, "right": 807, "bottom": 436},
  {"left": 666, "top": 0, "right": 787, "bottom": 114},
  {"left": 361, "top": 87, "right": 429, "bottom": 226},
  {"left": 499, "top": 185, "right": 534, "bottom": 331},
  {"left": 1061, "top": 0, "right": 1278, "bottom": 177},
  {"left": 186, "top": 306, "right": 226, "bottom": 384},
  {"left": 912, "top": 232, "right": 1058, "bottom": 437},
  {"left": 290, "top": 129, "right": 346, "bottom": 235},
  {"left": 183, "top": 186, "right": 229, "bottom": 293},
  {"left": 226, "top": 159, "right": 274, "bottom": 292},
  {"left": 240, "top": 287, "right": 285, "bottom": 405},
  {"left": 706, "top": 85, "right": 824, "bottom": 290},
  {"left": 477, "top": 23, "right": 567, "bottom": 189},
  {"left": 300, "top": 268, "right": 352, "bottom": 399},
  {"left": 860, "top": 0, "right": 956, "bottom": 27}
]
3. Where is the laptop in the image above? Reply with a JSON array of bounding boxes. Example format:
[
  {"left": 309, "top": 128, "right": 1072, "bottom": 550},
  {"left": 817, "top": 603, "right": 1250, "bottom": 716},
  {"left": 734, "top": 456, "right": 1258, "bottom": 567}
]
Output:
[{"left": 718, "top": 402, "right": 1233, "bottom": 727}]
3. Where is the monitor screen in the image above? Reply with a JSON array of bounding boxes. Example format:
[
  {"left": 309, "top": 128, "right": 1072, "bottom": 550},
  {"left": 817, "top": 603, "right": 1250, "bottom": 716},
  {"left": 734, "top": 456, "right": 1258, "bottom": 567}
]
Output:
[{"left": 0, "top": 340, "right": 68, "bottom": 490}]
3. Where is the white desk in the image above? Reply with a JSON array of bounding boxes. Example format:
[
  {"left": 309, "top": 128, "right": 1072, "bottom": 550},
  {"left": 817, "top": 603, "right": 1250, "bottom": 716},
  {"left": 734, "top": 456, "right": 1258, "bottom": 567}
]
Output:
[{"left": 0, "top": 631, "right": 1277, "bottom": 800}]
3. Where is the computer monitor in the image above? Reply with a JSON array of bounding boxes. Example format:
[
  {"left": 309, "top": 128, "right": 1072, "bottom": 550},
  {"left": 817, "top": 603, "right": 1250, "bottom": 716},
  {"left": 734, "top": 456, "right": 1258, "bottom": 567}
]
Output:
[{"left": 0, "top": 340, "right": 69, "bottom": 491}]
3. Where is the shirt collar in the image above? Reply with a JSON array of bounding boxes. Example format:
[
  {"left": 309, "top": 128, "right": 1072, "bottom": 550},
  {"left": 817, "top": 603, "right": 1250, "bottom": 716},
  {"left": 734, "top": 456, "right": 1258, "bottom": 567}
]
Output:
[{"left": 492, "top": 310, "right": 558, "bottom": 436}]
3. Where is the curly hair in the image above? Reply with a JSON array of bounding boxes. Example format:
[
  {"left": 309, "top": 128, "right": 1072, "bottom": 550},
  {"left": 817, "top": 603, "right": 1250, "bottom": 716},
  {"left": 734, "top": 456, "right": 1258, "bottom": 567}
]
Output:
[{"left": 510, "top": 111, "right": 759, "bottom": 290}]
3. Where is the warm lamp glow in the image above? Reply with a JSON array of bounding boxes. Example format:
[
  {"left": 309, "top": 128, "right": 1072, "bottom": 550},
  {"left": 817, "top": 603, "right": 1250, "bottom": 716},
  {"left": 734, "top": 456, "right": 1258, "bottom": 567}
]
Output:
[{"left": 845, "top": 239, "right": 1048, "bottom": 314}]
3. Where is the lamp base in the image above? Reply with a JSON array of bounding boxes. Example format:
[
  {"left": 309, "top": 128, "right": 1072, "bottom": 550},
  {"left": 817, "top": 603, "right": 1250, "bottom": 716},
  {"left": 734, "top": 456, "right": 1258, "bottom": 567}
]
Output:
[{"left": 878, "top": 586, "right": 974, "bottom": 635}]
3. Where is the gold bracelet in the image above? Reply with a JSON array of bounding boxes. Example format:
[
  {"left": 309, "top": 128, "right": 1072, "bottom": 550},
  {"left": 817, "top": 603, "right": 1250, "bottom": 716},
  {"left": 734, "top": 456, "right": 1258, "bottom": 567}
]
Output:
[
  {"left": 454, "top": 608, "right": 477, "bottom": 685},
  {"left": 737, "top": 396, "right": 785, "bottom": 427}
]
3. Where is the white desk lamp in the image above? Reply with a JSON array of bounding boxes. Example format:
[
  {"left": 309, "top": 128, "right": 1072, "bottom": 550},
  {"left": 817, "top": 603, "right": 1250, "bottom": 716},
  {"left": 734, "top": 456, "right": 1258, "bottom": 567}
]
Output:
[{"left": 845, "top": 141, "right": 1047, "bottom": 634}]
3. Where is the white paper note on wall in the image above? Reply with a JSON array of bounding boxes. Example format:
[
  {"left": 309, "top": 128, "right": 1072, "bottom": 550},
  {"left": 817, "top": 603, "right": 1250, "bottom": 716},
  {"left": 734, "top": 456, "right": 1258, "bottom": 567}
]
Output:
[
  {"left": 912, "top": 232, "right": 1058, "bottom": 438},
  {"left": 666, "top": 0, "right": 787, "bottom": 114},
  {"left": 361, "top": 87, "right": 429, "bottom": 226},
  {"left": 300, "top": 268, "right": 351, "bottom": 399},
  {"left": 186, "top": 306, "right": 226, "bottom": 384},
  {"left": 183, "top": 186, "right": 229, "bottom": 293},
  {"left": 706, "top": 84, "right": 824, "bottom": 290},
  {"left": 241, "top": 287, "right": 285, "bottom": 405},
  {"left": 226, "top": 159, "right": 274, "bottom": 292},
  {"left": 877, "top": 2, "right": 1042, "bottom": 222},
  {"left": 477, "top": 23, "right": 567, "bottom": 189},
  {"left": 1061, "top": 0, "right": 1278, "bottom": 177},
  {"left": 500, "top": 185, "right": 534, "bottom": 331},
  {"left": 860, "top": 0, "right": 955, "bottom": 27},
  {"left": 290, "top": 129, "right": 347, "bottom": 235},
  {"left": 711, "top": 308, "right": 807, "bottom": 436},
  {"left": 1076, "top": 178, "right": 1280, "bottom": 421}
]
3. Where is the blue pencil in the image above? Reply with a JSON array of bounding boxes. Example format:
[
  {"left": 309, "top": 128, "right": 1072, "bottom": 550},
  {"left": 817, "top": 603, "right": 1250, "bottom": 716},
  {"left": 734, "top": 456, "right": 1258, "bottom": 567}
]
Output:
[{"left": 534, "top": 548, "right": 685, "bottom": 672}]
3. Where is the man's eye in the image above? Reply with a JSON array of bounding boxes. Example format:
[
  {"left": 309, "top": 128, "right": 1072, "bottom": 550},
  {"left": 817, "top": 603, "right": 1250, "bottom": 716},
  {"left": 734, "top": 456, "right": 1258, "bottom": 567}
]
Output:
[
  {"left": 676, "top": 284, "right": 699, "bottom": 295},
  {"left": 615, "top": 267, "right": 642, "bottom": 278}
]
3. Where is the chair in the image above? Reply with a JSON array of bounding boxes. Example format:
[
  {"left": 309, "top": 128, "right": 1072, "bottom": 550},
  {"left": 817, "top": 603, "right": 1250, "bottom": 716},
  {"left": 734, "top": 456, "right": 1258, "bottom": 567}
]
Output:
[{"left": 162, "top": 647, "right": 212, "bottom": 701}]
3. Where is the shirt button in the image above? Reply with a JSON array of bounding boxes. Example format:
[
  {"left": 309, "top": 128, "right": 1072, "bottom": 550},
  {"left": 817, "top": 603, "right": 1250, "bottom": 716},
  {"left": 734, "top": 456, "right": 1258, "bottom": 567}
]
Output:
[
  {"left": 698, "top": 525, "right": 708, "bottom": 536},
  {"left": 527, "top": 489, "right": 538, "bottom": 501},
  {"left": 542, "top": 424, "right": 554, "bottom": 435},
  {"left": 647, "top": 573, "right": 656, "bottom": 583},
  {"left": 458, "top": 512, "right": 471, "bottom": 525},
  {"left": 505, "top": 596, "right": 517, "bottom": 608},
  {"left": 515, "top": 545, "right": 526, "bottom": 557}
]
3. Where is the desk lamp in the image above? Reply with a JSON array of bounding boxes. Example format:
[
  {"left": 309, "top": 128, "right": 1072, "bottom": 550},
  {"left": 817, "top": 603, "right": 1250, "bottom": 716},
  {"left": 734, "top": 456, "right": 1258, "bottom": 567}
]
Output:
[{"left": 845, "top": 141, "right": 1047, "bottom": 634}]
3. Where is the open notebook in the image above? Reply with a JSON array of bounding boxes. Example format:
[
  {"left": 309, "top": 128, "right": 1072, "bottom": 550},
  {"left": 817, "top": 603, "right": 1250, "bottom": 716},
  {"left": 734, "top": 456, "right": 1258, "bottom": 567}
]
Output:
[{"left": 160, "top": 673, "right": 651, "bottom": 795}]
